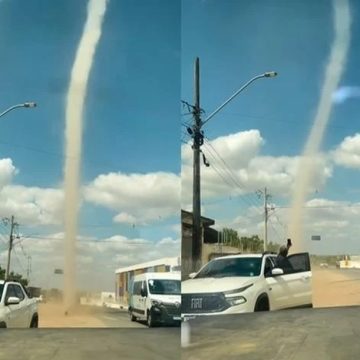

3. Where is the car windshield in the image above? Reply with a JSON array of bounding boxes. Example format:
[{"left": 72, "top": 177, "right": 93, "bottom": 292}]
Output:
[
  {"left": 148, "top": 279, "right": 181, "bottom": 295},
  {"left": 195, "top": 257, "right": 262, "bottom": 278}
]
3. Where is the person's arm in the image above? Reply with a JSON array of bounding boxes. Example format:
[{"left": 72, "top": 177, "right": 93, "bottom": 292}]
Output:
[{"left": 287, "top": 238, "right": 292, "bottom": 251}]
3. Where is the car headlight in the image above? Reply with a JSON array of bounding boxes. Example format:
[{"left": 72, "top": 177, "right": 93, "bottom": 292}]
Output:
[
  {"left": 226, "top": 296, "right": 247, "bottom": 306},
  {"left": 223, "top": 284, "right": 253, "bottom": 295}
]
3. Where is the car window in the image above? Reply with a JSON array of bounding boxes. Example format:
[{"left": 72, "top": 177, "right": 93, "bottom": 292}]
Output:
[
  {"left": 287, "top": 253, "right": 311, "bottom": 273},
  {"left": 133, "top": 281, "right": 142, "bottom": 295},
  {"left": 5, "top": 284, "right": 17, "bottom": 302},
  {"left": 141, "top": 281, "right": 148, "bottom": 296},
  {"left": 195, "top": 257, "right": 262, "bottom": 278},
  {"left": 14, "top": 285, "right": 25, "bottom": 301},
  {"left": 0, "top": 284, "right": 3, "bottom": 302},
  {"left": 264, "top": 257, "right": 274, "bottom": 276},
  {"left": 148, "top": 279, "right": 180, "bottom": 295}
]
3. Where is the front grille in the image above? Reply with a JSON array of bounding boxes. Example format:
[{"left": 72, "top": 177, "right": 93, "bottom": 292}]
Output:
[
  {"left": 161, "top": 303, "right": 181, "bottom": 316},
  {"left": 182, "top": 293, "right": 229, "bottom": 314}
]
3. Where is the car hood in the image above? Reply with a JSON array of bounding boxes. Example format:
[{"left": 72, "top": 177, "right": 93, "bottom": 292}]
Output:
[
  {"left": 182, "top": 277, "right": 257, "bottom": 294},
  {"left": 150, "top": 294, "right": 181, "bottom": 304}
]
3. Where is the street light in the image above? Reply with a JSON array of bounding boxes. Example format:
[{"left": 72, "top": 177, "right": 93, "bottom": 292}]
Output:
[
  {"left": 0, "top": 102, "right": 37, "bottom": 119},
  {"left": 202, "top": 71, "right": 278, "bottom": 126},
  {"left": 189, "top": 59, "right": 278, "bottom": 273},
  {"left": 0, "top": 102, "right": 36, "bottom": 280}
]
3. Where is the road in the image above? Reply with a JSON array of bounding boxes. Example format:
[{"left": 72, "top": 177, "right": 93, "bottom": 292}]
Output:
[
  {"left": 0, "top": 306, "right": 180, "bottom": 360},
  {"left": 182, "top": 306, "right": 360, "bottom": 360},
  {"left": 89, "top": 307, "right": 146, "bottom": 328},
  {"left": 182, "top": 267, "right": 360, "bottom": 359},
  {"left": 0, "top": 328, "right": 180, "bottom": 360}
]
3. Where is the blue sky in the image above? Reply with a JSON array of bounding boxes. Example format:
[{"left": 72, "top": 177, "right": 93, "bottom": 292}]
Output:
[
  {"left": 181, "top": 0, "right": 360, "bottom": 255},
  {"left": 0, "top": 0, "right": 180, "bottom": 290}
]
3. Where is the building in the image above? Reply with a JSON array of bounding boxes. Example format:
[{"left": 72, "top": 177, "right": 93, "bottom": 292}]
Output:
[
  {"left": 115, "top": 257, "right": 180, "bottom": 306},
  {"left": 181, "top": 209, "right": 239, "bottom": 278}
]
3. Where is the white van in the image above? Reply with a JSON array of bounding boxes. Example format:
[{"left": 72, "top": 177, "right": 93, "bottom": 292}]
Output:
[{"left": 128, "top": 272, "right": 181, "bottom": 327}]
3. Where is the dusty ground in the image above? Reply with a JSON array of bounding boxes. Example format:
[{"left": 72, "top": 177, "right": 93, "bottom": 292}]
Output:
[
  {"left": 312, "top": 266, "right": 360, "bottom": 308},
  {"left": 39, "top": 302, "right": 106, "bottom": 328}
]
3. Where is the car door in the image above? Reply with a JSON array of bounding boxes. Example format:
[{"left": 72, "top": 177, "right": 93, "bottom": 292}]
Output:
[
  {"left": 284, "top": 253, "right": 312, "bottom": 307},
  {"left": 4, "top": 284, "right": 22, "bottom": 327},
  {"left": 13, "top": 284, "right": 29, "bottom": 327},
  {"left": 132, "top": 281, "right": 145, "bottom": 320},
  {"left": 139, "top": 281, "right": 148, "bottom": 318},
  {"left": 264, "top": 257, "right": 291, "bottom": 310}
]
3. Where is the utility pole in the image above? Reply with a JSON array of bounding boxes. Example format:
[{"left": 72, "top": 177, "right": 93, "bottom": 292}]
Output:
[
  {"left": 5, "top": 215, "right": 17, "bottom": 280},
  {"left": 27, "top": 255, "right": 32, "bottom": 281},
  {"left": 264, "top": 187, "right": 268, "bottom": 252},
  {"left": 257, "top": 188, "right": 271, "bottom": 252},
  {"left": 192, "top": 57, "right": 203, "bottom": 272}
]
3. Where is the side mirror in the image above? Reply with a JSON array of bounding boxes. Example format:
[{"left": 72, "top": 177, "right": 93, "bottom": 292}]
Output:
[
  {"left": 188, "top": 272, "right": 197, "bottom": 279},
  {"left": 6, "top": 296, "right": 20, "bottom": 305},
  {"left": 271, "top": 268, "right": 284, "bottom": 276}
]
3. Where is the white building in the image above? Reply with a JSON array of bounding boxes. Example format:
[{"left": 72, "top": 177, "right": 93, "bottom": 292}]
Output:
[{"left": 115, "top": 257, "right": 180, "bottom": 306}]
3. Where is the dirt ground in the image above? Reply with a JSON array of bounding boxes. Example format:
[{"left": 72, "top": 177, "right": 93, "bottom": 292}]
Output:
[
  {"left": 38, "top": 302, "right": 106, "bottom": 328},
  {"left": 312, "top": 266, "right": 360, "bottom": 308}
]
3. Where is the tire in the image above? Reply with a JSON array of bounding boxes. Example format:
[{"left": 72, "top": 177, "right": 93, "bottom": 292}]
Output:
[
  {"left": 254, "top": 295, "right": 270, "bottom": 312},
  {"left": 30, "top": 315, "right": 38, "bottom": 328},
  {"left": 129, "top": 310, "right": 136, "bottom": 322},
  {"left": 147, "top": 310, "right": 155, "bottom": 328},
  {"left": 0, "top": 322, "right": 7, "bottom": 328}
]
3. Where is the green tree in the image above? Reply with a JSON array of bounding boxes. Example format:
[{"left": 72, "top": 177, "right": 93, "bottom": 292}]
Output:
[{"left": 0, "top": 266, "right": 28, "bottom": 286}]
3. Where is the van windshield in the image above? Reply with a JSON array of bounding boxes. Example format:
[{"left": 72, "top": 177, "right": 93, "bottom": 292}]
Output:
[{"left": 148, "top": 279, "right": 180, "bottom": 295}]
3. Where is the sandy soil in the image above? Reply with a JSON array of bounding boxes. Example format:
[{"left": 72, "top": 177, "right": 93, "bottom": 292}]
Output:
[
  {"left": 312, "top": 267, "right": 360, "bottom": 308},
  {"left": 38, "top": 302, "right": 106, "bottom": 328}
]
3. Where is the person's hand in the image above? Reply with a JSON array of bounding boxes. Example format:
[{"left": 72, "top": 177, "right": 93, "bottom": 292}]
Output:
[{"left": 287, "top": 238, "right": 292, "bottom": 247}]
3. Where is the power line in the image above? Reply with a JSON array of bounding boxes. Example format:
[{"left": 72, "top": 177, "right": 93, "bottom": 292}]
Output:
[{"left": 202, "top": 140, "right": 262, "bottom": 209}]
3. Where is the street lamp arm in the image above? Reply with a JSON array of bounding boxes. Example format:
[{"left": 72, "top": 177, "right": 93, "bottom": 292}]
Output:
[
  {"left": 0, "top": 102, "right": 37, "bottom": 119},
  {"left": 202, "top": 72, "right": 277, "bottom": 126}
]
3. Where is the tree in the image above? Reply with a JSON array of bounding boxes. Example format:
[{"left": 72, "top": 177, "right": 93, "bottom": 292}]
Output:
[
  {"left": 220, "top": 228, "right": 282, "bottom": 254},
  {"left": 0, "top": 266, "right": 28, "bottom": 287}
]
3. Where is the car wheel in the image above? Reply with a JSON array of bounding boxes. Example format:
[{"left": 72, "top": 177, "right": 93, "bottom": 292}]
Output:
[
  {"left": 0, "top": 322, "right": 7, "bottom": 328},
  {"left": 254, "top": 295, "right": 270, "bottom": 312},
  {"left": 30, "top": 315, "right": 38, "bottom": 328},
  {"left": 147, "top": 311, "right": 155, "bottom": 328}
]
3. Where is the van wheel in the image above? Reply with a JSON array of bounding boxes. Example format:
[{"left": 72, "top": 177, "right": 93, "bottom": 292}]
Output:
[
  {"left": 129, "top": 311, "right": 136, "bottom": 322},
  {"left": 147, "top": 311, "right": 155, "bottom": 328},
  {"left": 254, "top": 295, "right": 269, "bottom": 312},
  {"left": 30, "top": 315, "right": 38, "bottom": 328},
  {"left": 0, "top": 322, "right": 6, "bottom": 328}
]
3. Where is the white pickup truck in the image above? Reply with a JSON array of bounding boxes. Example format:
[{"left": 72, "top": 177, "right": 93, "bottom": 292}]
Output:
[
  {"left": 182, "top": 252, "right": 312, "bottom": 319},
  {"left": 0, "top": 280, "right": 39, "bottom": 328}
]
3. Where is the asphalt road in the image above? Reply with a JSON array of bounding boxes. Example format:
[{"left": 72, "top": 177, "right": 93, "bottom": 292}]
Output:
[
  {"left": 0, "top": 328, "right": 180, "bottom": 360},
  {"left": 92, "top": 306, "right": 181, "bottom": 329},
  {"left": 182, "top": 306, "right": 360, "bottom": 360},
  {"left": 93, "top": 307, "right": 145, "bottom": 328}
]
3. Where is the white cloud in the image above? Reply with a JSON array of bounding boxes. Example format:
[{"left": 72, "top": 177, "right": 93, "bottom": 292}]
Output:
[
  {"left": 0, "top": 185, "right": 64, "bottom": 226},
  {"left": 333, "top": 133, "right": 360, "bottom": 169},
  {"left": 333, "top": 86, "right": 360, "bottom": 104},
  {"left": 84, "top": 171, "right": 180, "bottom": 224},
  {"left": 1, "top": 233, "right": 180, "bottom": 291},
  {"left": 181, "top": 130, "right": 332, "bottom": 204}
]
